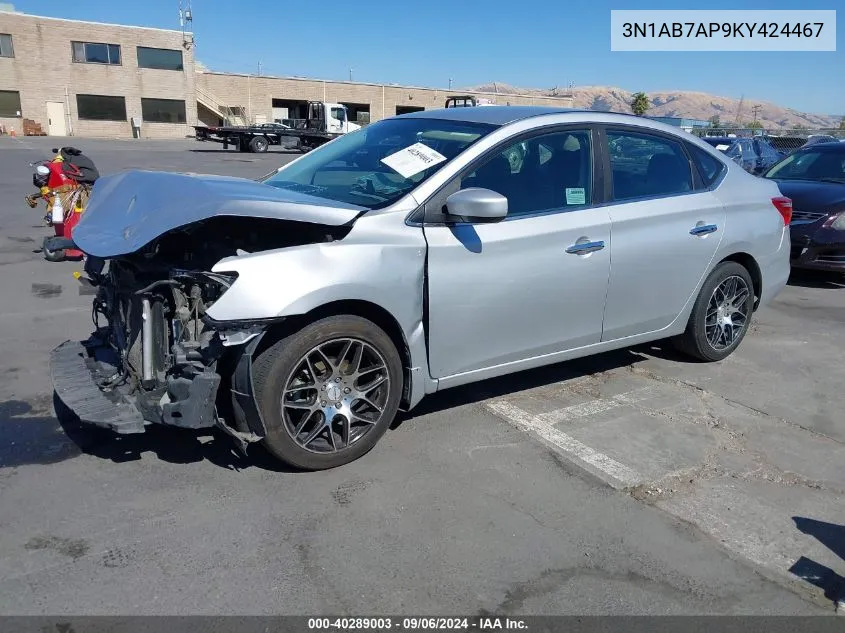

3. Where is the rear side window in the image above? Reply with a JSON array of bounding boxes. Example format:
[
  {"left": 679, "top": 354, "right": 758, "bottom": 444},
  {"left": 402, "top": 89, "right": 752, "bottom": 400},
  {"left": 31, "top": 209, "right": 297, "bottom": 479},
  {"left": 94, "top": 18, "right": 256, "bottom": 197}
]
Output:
[
  {"left": 607, "top": 130, "right": 692, "bottom": 201},
  {"left": 688, "top": 144, "right": 726, "bottom": 188}
]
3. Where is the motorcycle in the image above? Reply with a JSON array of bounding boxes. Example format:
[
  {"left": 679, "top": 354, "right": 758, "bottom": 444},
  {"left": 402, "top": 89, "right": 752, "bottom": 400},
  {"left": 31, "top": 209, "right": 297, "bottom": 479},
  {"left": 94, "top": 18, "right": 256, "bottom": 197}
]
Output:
[{"left": 25, "top": 146, "right": 99, "bottom": 262}]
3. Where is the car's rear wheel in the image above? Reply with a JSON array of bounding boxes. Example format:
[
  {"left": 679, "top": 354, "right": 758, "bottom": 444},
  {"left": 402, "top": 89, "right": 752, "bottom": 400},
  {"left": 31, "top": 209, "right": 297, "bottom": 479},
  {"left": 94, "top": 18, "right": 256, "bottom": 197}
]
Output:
[
  {"left": 252, "top": 315, "right": 403, "bottom": 470},
  {"left": 673, "top": 261, "right": 755, "bottom": 362},
  {"left": 249, "top": 136, "right": 269, "bottom": 153}
]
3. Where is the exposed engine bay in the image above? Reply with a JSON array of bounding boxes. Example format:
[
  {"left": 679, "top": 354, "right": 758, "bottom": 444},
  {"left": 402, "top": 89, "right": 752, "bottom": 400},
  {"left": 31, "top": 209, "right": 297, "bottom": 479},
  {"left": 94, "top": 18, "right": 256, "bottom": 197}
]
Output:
[{"left": 73, "top": 216, "right": 351, "bottom": 443}]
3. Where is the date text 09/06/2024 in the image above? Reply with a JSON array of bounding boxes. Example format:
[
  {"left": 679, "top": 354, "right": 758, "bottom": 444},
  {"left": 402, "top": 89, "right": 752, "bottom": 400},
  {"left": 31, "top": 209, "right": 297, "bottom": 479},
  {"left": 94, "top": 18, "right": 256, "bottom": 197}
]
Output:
[
  {"left": 621, "top": 22, "right": 825, "bottom": 38},
  {"left": 307, "top": 617, "right": 528, "bottom": 630}
]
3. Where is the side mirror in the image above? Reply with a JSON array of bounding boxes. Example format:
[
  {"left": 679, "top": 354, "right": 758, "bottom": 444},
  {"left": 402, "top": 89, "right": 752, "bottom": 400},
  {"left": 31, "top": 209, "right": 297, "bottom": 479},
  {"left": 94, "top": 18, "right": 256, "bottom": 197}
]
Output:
[{"left": 445, "top": 188, "right": 508, "bottom": 223}]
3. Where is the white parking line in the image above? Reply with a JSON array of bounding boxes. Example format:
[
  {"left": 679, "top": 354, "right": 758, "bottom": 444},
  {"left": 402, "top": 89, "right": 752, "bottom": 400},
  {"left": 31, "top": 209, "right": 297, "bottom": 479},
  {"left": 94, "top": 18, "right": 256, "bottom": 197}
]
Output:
[{"left": 486, "top": 399, "right": 645, "bottom": 489}]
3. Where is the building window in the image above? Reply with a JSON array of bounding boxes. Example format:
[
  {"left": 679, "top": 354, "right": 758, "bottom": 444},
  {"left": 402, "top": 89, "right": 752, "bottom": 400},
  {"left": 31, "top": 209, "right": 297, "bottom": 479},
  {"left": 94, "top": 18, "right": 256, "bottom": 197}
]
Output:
[
  {"left": 0, "top": 90, "right": 22, "bottom": 117},
  {"left": 141, "top": 98, "right": 186, "bottom": 123},
  {"left": 72, "top": 41, "right": 121, "bottom": 65},
  {"left": 136, "top": 46, "right": 183, "bottom": 71},
  {"left": 76, "top": 94, "right": 127, "bottom": 121},
  {"left": 0, "top": 34, "right": 13, "bottom": 58}
]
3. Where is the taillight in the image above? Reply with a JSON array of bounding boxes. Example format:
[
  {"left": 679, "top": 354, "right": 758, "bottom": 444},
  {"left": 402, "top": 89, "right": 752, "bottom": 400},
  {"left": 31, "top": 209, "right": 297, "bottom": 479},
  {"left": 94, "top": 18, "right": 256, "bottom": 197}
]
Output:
[{"left": 772, "top": 196, "right": 792, "bottom": 225}]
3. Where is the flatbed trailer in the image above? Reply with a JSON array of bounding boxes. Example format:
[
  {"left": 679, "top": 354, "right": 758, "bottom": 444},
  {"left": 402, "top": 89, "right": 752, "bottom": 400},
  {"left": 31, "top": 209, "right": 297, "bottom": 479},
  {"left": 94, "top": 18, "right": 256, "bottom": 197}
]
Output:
[
  {"left": 193, "top": 100, "right": 360, "bottom": 153},
  {"left": 193, "top": 124, "right": 339, "bottom": 153}
]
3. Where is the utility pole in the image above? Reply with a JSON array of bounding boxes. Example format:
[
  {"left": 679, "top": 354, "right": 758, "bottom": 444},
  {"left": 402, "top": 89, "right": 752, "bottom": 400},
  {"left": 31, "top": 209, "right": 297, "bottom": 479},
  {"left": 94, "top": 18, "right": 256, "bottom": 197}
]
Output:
[
  {"left": 448, "top": 78, "right": 453, "bottom": 90},
  {"left": 751, "top": 104, "right": 762, "bottom": 124},
  {"left": 349, "top": 68, "right": 353, "bottom": 82},
  {"left": 258, "top": 60, "right": 262, "bottom": 76}
]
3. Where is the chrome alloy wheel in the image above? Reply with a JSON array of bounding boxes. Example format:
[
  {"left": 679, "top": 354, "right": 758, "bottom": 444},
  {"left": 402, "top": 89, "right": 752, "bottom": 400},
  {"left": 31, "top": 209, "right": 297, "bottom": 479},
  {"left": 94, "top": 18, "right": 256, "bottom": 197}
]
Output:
[
  {"left": 281, "top": 338, "right": 391, "bottom": 453},
  {"left": 705, "top": 275, "right": 751, "bottom": 351}
]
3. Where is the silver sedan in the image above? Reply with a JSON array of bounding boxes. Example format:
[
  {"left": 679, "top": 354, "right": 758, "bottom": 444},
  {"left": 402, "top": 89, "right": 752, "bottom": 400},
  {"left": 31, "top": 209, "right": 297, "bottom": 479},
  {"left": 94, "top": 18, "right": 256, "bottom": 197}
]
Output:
[{"left": 54, "top": 107, "right": 792, "bottom": 470}]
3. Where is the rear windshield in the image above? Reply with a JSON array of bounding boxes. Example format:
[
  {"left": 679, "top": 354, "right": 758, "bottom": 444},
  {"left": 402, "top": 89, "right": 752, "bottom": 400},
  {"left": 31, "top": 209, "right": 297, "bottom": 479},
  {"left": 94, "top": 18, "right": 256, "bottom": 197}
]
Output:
[{"left": 262, "top": 117, "right": 496, "bottom": 209}]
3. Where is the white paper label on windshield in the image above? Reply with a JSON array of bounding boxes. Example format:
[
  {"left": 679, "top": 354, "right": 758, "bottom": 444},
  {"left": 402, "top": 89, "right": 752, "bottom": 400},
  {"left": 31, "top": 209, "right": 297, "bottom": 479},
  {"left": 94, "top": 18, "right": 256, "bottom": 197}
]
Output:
[
  {"left": 715, "top": 144, "right": 730, "bottom": 151},
  {"left": 380, "top": 143, "right": 447, "bottom": 178},
  {"left": 565, "top": 188, "right": 586, "bottom": 205}
]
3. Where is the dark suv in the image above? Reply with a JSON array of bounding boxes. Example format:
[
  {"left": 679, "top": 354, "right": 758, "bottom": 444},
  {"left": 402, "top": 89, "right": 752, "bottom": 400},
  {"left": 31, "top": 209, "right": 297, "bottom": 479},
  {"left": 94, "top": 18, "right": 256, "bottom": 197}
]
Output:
[{"left": 702, "top": 136, "right": 781, "bottom": 175}]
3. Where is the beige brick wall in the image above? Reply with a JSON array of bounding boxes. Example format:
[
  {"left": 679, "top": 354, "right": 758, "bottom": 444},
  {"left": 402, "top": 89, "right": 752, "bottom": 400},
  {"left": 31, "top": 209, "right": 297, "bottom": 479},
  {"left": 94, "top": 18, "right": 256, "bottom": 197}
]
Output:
[
  {"left": 0, "top": 11, "right": 196, "bottom": 138},
  {"left": 196, "top": 72, "right": 573, "bottom": 124}
]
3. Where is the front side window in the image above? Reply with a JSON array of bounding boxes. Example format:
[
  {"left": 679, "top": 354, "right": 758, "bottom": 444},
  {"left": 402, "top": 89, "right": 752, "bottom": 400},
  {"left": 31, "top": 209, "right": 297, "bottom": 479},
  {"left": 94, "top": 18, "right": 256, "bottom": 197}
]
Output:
[
  {"left": 141, "top": 98, "right": 186, "bottom": 123},
  {"left": 137, "top": 46, "right": 183, "bottom": 71},
  {"left": 72, "top": 41, "right": 121, "bottom": 65},
  {"left": 330, "top": 107, "right": 346, "bottom": 121},
  {"left": 263, "top": 117, "right": 495, "bottom": 210},
  {"left": 76, "top": 94, "right": 127, "bottom": 121},
  {"left": 458, "top": 129, "right": 593, "bottom": 217},
  {"left": 608, "top": 130, "right": 692, "bottom": 200},
  {"left": 0, "top": 90, "right": 21, "bottom": 117},
  {"left": 0, "top": 34, "right": 13, "bottom": 58}
]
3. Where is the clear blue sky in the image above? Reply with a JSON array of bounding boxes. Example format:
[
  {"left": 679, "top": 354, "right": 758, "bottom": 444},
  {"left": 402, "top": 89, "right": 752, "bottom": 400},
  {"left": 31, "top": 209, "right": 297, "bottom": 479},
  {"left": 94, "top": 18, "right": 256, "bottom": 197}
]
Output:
[{"left": 9, "top": 0, "right": 843, "bottom": 115}]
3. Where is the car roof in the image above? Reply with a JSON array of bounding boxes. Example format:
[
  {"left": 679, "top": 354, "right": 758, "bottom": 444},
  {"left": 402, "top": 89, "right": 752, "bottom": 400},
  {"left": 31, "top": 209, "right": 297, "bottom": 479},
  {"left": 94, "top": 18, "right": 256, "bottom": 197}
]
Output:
[
  {"left": 796, "top": 141, "right": 845, "bottom": 151},
  {"left": 701, "top": 136, "right": 739, "bottom": 143},
  {"left": 395, "top": 106, "right": 606, "bottom": 126}
]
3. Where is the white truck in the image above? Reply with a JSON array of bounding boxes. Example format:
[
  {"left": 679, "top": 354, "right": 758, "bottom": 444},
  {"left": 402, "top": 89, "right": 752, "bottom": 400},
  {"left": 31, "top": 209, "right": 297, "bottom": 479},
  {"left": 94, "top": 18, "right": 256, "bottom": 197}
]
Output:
[{"left": 194, "top": 101, "right": 361, "bottom": 153}]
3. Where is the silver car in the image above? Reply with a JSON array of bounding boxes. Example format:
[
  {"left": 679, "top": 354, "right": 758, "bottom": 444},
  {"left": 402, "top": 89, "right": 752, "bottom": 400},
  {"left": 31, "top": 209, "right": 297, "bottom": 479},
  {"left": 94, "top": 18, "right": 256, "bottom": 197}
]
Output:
[{"left": 51, "top": 107, "right": 792, "bottom": 470}]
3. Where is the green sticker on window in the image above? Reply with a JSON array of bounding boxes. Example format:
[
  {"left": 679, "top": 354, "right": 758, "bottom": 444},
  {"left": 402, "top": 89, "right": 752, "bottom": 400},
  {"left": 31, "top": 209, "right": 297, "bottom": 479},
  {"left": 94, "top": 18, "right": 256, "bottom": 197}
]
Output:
[{"left": 566, "top": 187, "right": 586, "bottom": 205}]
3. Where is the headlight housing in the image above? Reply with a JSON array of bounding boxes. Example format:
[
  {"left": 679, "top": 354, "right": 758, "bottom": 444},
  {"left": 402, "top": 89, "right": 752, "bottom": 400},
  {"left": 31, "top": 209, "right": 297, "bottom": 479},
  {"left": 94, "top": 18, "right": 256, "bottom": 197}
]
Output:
[{"left": 824, "top": 213, "right": 845, "bottom": 231}]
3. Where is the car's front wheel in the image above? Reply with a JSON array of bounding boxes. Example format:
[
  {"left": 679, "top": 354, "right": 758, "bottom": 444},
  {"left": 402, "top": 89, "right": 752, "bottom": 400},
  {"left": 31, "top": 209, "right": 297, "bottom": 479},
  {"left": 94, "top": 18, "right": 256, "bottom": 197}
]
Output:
[
  {"left": 252, "top": 315, "right": 403, "bottom": 470},
  {"left": 673, "top": 261, "right": 755, "bottom": 362}
]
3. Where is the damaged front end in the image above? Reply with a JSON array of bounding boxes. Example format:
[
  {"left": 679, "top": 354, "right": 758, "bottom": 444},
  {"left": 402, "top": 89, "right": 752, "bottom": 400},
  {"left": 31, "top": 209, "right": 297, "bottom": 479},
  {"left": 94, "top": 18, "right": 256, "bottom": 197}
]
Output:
[{"left": 51, "top": 204, "right": 355, "bottom": 451}]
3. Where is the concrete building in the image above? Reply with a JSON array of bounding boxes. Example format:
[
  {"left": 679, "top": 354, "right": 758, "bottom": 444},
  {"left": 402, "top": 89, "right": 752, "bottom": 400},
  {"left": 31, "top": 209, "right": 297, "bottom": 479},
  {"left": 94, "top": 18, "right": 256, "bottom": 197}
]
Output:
[
  {"left": 0, "top": 8, "right": 574, "bottom": 139},
  {"left": 647, "top": 116, "right": 710, "bottom": 132},
  {"left": 0, "top": 9, "right": 197, "bottom": 138},
  {"left": 196, "top": 73, "right": 575, "bottom": 128}
]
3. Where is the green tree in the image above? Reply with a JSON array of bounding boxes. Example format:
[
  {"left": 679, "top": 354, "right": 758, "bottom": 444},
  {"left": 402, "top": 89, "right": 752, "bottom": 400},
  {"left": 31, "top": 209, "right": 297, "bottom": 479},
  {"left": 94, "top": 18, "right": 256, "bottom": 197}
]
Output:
[
  {"left": 709, "top": 115, "right": 721, "bottom": 128},
  {"left": 839, "top": 117, "right": 845, "bottom": 130},
  {"left": 746, "top": 120, "right": 763, "bottom": 130},
  {"left": 630, "top": 92, "right": 650, "bottom": 116}
]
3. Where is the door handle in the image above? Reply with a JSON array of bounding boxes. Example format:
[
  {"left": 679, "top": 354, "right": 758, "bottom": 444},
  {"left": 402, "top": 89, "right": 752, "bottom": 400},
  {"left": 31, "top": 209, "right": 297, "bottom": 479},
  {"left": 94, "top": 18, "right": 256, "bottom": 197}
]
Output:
[
  {"left": 565, "top": 240, "right": 605, "bottom": 255},
  {"left": 690, "top": 224, "right": 718, "bottom": 236}
]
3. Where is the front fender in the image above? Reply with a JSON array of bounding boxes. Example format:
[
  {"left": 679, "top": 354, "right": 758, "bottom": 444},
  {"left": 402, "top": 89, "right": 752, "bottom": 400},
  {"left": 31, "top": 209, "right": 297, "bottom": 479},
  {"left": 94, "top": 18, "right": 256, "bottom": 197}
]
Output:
[{"left": 207, "top": 240, "right": 425, "bottom": 328}]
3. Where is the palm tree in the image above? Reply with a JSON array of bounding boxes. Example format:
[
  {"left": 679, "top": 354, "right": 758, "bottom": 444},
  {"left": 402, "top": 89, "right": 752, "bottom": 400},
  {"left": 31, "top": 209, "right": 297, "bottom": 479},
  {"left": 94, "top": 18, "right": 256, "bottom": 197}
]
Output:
[{"left": 630, "top": 92, "right": 650, "bottom": 116}]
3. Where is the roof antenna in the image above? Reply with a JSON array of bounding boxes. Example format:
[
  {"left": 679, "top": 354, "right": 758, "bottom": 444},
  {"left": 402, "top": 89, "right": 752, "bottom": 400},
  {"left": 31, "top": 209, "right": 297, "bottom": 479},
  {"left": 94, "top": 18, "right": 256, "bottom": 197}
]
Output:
[{"left": 179, "top": 0, "right": 194, "bottom": 49}]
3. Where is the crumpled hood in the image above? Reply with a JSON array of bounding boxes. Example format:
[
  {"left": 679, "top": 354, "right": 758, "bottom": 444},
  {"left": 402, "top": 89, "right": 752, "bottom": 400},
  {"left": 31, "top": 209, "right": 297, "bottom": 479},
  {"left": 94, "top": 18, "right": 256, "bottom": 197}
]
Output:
[{"left": 73, "top": 170, "right": 365, "bottom": 257}]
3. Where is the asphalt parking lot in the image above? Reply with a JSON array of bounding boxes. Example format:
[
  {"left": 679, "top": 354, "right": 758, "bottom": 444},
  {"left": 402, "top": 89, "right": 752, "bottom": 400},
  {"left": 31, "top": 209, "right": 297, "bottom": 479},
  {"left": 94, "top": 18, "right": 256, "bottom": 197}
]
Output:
[{"left": 0, "top": 135, "right": 842, "bottom": 615}]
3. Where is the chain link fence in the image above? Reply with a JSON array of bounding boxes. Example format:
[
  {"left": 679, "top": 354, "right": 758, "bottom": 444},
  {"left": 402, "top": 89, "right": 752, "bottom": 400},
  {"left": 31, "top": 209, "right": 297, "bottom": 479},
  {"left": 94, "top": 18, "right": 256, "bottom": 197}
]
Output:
[{"left": 691, "top": 127, "right": 845, "bottom": 154}]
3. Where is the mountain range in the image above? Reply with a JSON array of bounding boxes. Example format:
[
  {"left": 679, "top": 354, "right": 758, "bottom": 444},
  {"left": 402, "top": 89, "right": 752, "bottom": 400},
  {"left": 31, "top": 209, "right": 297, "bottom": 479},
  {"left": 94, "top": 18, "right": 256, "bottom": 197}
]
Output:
[{"left": 469, "top": 83, "right": 843, "bottom": 129}]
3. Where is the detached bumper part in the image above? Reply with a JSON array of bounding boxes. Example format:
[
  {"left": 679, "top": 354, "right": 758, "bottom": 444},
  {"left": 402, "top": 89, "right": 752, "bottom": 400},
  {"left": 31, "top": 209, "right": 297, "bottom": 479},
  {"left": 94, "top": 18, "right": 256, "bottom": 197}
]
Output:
[
  {"left": 50, "top": 340, "right": 146, "bottom": 434},
  {"left": 50, "top": 339, "right": 224, "bottom": 434}
]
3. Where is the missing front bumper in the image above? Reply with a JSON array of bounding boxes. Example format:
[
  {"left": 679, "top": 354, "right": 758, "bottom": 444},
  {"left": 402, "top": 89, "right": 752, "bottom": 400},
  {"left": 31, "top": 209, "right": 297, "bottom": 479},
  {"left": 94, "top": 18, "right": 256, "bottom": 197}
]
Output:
[{"left": 50, "top": 337, "right": 223, "bottom": 434}]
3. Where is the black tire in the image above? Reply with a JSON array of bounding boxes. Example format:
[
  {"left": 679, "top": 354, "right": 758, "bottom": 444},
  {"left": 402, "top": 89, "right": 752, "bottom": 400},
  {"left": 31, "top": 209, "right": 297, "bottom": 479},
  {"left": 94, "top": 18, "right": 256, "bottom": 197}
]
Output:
[
  {"left": 673, "top": 261, "right": 755, "bottom": 362},
  {"left": 249, "top": 136, "right": 269, "bottom": 153},
  {"left": 252, "top": 315, "right": 403, "bottom": 470},
  {"left": 42, "top": 238, "right": 65, "bottom": 262}
]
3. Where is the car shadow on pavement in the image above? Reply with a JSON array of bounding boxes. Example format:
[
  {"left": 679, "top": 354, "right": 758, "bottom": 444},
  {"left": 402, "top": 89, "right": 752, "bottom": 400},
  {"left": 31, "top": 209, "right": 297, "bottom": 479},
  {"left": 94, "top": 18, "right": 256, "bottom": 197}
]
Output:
[
  {"left": 787, "top": 269, "right": 845, "bottom": 290},
  {"left": 53, "top": 393, "right": 298, "bottom": 473},
  {"left": 393, "top": 347, "right": 653, "bottom": 429},
  {"left": 789, "top": 516, "right": 845, "bottom": 608}
]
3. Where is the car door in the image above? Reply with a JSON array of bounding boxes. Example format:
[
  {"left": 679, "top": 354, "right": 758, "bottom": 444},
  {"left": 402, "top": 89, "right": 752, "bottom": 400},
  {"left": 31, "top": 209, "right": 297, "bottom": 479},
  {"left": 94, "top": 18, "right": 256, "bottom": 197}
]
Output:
[
  {"left": 600, "top": 127, "right": 726, "bottom": 341},
  {"left": 423, "top": 127, "right": 612, "bottom": 379}
]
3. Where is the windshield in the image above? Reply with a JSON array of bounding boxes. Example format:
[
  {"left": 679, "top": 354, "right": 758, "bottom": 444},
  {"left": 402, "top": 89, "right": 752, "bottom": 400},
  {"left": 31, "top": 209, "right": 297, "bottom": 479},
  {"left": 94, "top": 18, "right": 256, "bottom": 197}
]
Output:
[
  {"left": 262, "top": 117, "right": 496, "bottom": 209},
  {"left": 764, "top": 149, "right": 845, "bottom": 182}
]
